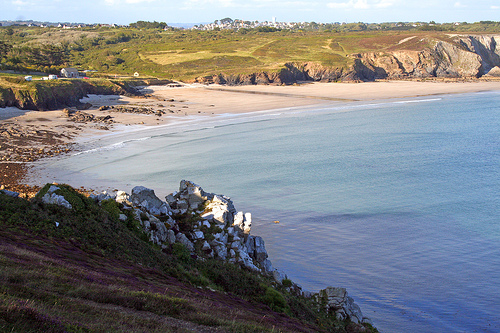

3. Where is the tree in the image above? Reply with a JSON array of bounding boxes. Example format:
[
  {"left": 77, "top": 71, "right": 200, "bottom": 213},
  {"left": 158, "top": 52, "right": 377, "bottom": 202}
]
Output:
[
  {"left": 20, "top": 44, "right": 69, "bottom": 68},
  {"left": 256, "top": 26, "right": 279, "bottom": 33},
  {"left": 220, "top": 17, "right": 233, "bottom": 24},
  {"left": 0, "top": 41, "right": 12, "bottom": 62},
  {"left": 130, "top": 21, "right": 167, "bottom": 29}
]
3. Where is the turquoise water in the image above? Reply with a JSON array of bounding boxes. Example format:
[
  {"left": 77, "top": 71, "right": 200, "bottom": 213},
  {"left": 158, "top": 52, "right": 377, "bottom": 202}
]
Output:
[{"left": 32, "top": 92, "right": 500, "bottom": 332}]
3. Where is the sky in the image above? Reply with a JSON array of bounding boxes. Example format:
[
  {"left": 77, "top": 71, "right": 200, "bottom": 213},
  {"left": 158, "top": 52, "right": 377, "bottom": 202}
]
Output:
[{"left": 2, "top": 0, "right": 500, "bottom": 25}]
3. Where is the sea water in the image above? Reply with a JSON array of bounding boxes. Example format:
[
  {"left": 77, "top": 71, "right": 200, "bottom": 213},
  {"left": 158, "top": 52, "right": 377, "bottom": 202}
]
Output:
[{"left": 30, "top": 92, "right": 500, "bottom": 332}]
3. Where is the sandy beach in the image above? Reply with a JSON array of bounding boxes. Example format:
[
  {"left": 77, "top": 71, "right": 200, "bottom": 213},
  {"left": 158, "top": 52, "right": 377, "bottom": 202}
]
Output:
[{"left": 3, "top": 79, "right": 500, "bottom": 195}]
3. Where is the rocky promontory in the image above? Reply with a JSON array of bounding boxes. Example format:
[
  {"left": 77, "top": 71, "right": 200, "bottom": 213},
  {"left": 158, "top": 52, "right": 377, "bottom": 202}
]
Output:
[
  {"left": 33, "top": 180, "right": 374, "bottom": 327},
  {"left": 195, "top": 35, "right": 500, "bottom": 84},
  {"left": 1, "top": 180, "right": 379, "bottom": 332},
  {"left": 0, "top": 78, "right": 171, "bottom": 111}
]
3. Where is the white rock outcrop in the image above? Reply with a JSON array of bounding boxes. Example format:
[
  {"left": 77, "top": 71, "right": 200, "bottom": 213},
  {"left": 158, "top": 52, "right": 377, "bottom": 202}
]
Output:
[
  {"left": 130, "top": 186, "right": 171, "bottom": 216},
  {"left": 41, "top": 180, "right": 369, "bottom": 326},
  {"left": 41, "top": 185, "right": 72, "bottom": 209},
  {"left": 317, "top": 287, "right": 371, "bottom": 325}
]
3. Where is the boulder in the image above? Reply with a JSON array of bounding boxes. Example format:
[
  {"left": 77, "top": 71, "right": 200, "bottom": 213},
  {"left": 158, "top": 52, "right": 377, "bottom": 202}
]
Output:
[
  {"left": 40, "top": 185, "right": 72, "bottom": 209},
  {"left": 203, "top": 194, "right": 234, "bottom": 225},
  {"left": 238, "top": 250, "right": 260, "bottom": 271},
  {"left": 166, "top": 229, "right": 176, "bottom": 244},
  {"left": 322, "top": 287, "right": 347, "bottom": 309},
  {"left": 233, "top": 211, "right": 244, "bottom": 227},
  {"left": 192, "top": 230, "right": 205, "bottom": 240},
  {"left": 174, "top": 199, "right": 188, "bottom": 214},
  {"left": 211, "top": 241, "right": 228, "bottom": 260},
  {"left": 115, "top": 190, "right": 132, "bottom": 206},
  {"left": 253, "top": 236, "right": 268, "bottom": 263},
  {"left": 272, "top": 269, "right": 287, "bottom": 283},
  {"left": 344, "top": 296, "right": 363, "bottom": 324},
  {"left": 131, "top": 186, "right": 170, "bottom": 215},
  {"left": 319, "top": 287, "right": 365, "bottom": 324},
  {"left": 243, "top": 212, "right": 252, "bottom": 233},
  {"left": 181, "top": 180, "right": 209, "bottom": 209},
  {"left": 176, "top": 232, "right": 194, "bottom": 252},
  {"left": 165, "top": 192, "right": 177, "bottom": 205},
  {"left": 201, "top": 241, "right": 211, "bottom": 251},
  {"left": 261, "top": 259, "right": 274, "bottom": 273},
  {"left": 97, "top": 191, "right": 115, "bottom": 202},
  {"left": 141, "top": 214, "right": 170, "bottom": 245},
  {"left": 0, "top": 189, "right": 19, "bottom": 198},
  {"left": 232, "top": 212, "right": 251, "bottom": 233}
]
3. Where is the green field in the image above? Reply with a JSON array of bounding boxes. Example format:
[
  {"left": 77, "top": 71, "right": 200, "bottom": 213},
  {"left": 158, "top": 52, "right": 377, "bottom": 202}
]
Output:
[{"left": 0, "top": 23, "right": 492, "bottom": 81}]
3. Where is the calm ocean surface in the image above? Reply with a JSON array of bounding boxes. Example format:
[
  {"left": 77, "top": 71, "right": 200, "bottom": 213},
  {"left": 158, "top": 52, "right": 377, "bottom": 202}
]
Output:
[{"left": 31, "top": 91, "right": 500, "bottom": 332}]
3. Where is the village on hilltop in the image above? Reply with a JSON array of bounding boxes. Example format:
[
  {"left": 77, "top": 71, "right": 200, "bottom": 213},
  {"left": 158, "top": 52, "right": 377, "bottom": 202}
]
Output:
[{"left": 0, "top": 18, "right": 466, "bottom": 32}]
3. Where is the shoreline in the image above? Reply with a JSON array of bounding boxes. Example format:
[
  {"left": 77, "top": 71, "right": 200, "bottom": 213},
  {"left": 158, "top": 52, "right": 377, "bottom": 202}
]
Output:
[{"left": 3, "top": 80, "right": 500, "bottom": 195}]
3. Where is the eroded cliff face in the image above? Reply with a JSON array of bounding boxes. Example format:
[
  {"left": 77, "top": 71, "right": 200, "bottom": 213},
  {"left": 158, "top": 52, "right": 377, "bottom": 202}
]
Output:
[
  {"left": 0, "top": 79, "right": 172, "bottom": 111},
  {"left": 353, "top": 36, "right": 494, "bottom": 80},
  {"left": 195, "top": 35, "right": 500, "bottom": 84}
]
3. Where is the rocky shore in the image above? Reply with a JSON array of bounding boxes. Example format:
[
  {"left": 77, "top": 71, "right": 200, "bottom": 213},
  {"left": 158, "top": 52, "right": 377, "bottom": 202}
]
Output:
[
  {"left": 0, "top": 95, "right": 181, "bottom": 195},
  {"left": 25, "top": 180, "right": 373, "bottom": 326}
]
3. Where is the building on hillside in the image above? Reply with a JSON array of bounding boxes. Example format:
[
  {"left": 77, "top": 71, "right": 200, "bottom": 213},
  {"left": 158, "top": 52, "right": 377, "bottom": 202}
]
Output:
[
  {"left": 48, "top": 75, "right": 58, "bottom": 80},
  {"left": 60, "top": 68, "right": 79, "bottom": 78}
]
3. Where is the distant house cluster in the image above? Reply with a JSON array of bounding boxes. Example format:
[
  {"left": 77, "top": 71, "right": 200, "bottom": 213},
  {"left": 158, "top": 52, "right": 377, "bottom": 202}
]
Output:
[
  {"left": 0, "top": 20, "right": 124, "bottom": 29},
  {"left": 192, "top": 19, "right": 304, "bottom": 31},
  {"left": 0, "top": 19, "right": 470, "bottom": 33}
]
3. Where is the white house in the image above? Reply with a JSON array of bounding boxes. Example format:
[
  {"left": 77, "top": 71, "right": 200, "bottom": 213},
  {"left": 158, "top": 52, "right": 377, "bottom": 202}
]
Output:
[
  {"left": 60, "top": 68, "right": 79, "bottom": 78},
  {"left": 24, "top": 76, "right": 32, "bottom": 81}
]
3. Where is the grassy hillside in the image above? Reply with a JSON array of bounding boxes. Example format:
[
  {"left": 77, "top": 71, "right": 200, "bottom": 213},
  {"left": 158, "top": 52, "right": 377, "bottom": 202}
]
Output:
[
  {"left": 0, "top": 186, "right": 377, "bottom": 332},
  {"left": 0, "top": 76, "right": 171, "bottom": 110},
  {"left": 0, "top": 24, "right": 482, "bottom": 81}
]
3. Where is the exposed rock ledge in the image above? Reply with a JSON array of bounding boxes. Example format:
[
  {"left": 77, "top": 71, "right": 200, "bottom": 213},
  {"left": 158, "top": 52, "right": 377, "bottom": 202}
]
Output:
[
  {"left": 31, "top": 180, "right": 372, "bottom": 325},
  {"left": 195, "top": 35, "right": 500, "bottom": 84}
]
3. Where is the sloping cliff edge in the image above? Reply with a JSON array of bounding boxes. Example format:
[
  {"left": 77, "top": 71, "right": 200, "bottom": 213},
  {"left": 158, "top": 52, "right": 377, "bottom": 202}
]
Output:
[
  {"left": 0, "top": 78, "right": 171, "bottom": 111},
  {"left": 195, "top": 35, "right": 500, "bottom": 85},
  {"left": 1, "top": 181, "right": 377, "bottom": 331}
]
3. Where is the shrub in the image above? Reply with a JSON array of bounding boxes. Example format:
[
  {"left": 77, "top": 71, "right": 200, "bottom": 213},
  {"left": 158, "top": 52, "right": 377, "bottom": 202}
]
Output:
[
  {"left": 281, "top": 278, "right": 293, "bottom": 288},
  {"left": 260, "top": 286, "right": 288, "bottom": 313},
  {"left": 172, "top": 243, "right": 192, "bottom": 263},
  {"left": 100, "top": 199, "right": 120, "bottom": 220}
]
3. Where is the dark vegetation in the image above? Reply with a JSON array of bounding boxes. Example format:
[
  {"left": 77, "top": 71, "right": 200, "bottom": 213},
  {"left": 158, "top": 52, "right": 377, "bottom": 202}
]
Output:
[{"left": 0, "top": 186, "right": 378, "bottom": 332}]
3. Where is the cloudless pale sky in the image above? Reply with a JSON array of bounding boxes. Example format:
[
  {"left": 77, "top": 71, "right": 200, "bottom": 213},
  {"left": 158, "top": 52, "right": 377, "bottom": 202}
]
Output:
[{"left": 2, "top": 0, "right": 500, "bottom": 25}]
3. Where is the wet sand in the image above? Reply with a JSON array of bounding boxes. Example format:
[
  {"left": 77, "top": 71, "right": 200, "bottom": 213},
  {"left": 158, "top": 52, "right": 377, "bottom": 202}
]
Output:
[{"left": 3, "top": 80, "right": 500, "bottom": 196}]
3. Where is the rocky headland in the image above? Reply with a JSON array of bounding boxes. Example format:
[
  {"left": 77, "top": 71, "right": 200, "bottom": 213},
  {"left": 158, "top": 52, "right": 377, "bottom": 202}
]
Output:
[
  {"left": 0, "top": 77, "right": 171, "bottom": 111},
  {"left": 26, "top": 179, "right": 373, "bottom": 327},
  {"left": 195, "top": 35, "right": 500, "bottom": 84}
]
